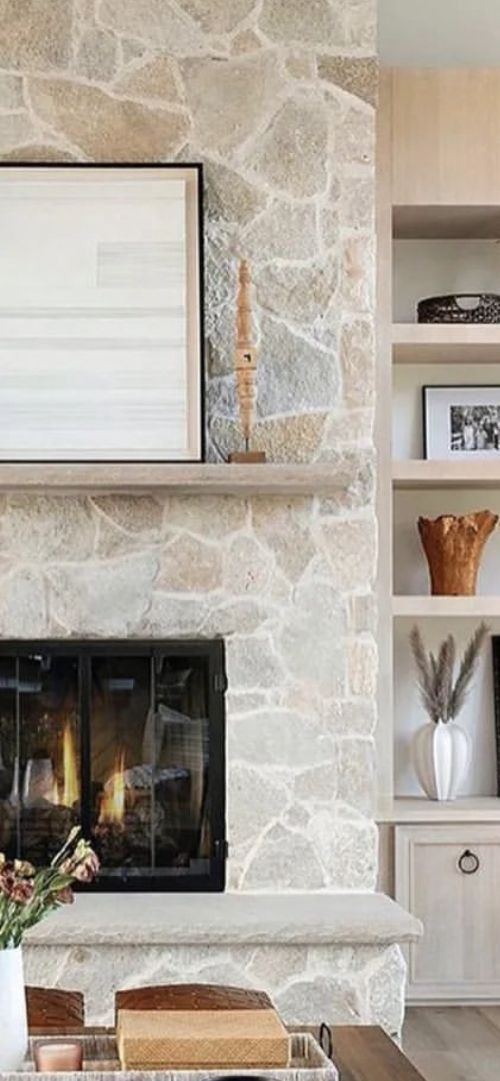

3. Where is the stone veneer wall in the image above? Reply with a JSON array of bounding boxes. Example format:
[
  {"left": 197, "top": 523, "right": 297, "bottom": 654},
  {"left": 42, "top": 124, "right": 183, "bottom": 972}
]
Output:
[
  {"left": 0, "top": 0, "right": 400, "bottom": 1036},
  {"left": 0, "top": 493, "right": 378, "bottom": 892},
  {"left": 0, "top": 0, "right": 378, "bottom": 894},
  {"left": 27, "top": 936, "right": 405, "bottom": 1033},
  {"left": 0, "top": 0, "right": 376, "bottom": 467}
]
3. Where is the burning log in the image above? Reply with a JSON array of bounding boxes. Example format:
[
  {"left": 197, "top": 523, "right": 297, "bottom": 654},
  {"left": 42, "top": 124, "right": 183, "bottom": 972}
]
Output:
[
  {"left": 20, "top": 801, "right": 79, "bottom": 864},
  {"left": 0, "top": 798, "right": 15, "bottom": 852}
]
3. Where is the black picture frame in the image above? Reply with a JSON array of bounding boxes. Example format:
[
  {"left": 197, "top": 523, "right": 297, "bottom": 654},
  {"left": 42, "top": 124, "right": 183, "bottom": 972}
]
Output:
[
  {"left": 423, "top": 384, "right": 500, "bottom": 460},
  {"left": 0, "top": 162, "right": 206, "bottom": 464}
]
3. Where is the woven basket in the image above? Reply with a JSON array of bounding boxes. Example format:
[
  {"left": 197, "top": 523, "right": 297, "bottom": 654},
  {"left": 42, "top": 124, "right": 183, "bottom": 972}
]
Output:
[
  {"left": 417, "top": 293, "right": 500, "bottom": 323},
  {"left": 15, "top": 1032, "right": 340, "bottom": 1081}
]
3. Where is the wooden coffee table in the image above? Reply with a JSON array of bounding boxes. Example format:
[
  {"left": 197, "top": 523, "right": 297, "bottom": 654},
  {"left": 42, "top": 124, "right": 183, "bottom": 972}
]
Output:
[{"left": 332, "top": 1026, "right": 425, "bottom": 1081}]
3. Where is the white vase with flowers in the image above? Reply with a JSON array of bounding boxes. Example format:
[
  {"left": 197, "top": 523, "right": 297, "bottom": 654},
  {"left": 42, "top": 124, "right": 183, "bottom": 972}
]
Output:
[
  {"left": 410, "top": 622, "right": 489, "bottom": 801},
  {"left": 0, "top": 827, "right": 99, "bottom": 1070}
]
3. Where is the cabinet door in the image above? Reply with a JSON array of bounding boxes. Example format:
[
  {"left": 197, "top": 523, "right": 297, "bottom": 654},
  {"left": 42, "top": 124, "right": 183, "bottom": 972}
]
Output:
[{"left": 396, "top": 824, "right": 500, "bottom": 1001}]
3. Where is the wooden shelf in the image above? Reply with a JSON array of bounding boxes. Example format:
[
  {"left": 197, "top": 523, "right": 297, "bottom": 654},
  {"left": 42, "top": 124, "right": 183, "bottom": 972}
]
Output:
[
  {"left": 0, "top": 462, "right": 341, "bottom": 496},
  {"left": 393, "top": 595, "right": 500, "bottom": 617},
  {"left": 393, "top": 459, "right": 500, "bottom": 489},
  {"left": 377, "top": 796, "right": 500, "bottom": 824},
  {"left": 393, "top": 204, "right": 500, "bottom": 239},
  {"left": 392, "top": 323, "right": 500, "bottom": 365}
]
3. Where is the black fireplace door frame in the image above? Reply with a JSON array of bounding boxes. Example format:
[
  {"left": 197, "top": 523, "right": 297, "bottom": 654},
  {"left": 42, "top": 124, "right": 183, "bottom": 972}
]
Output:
[{"left": 0, "top": 639, "right": 227, "bottom": 893}]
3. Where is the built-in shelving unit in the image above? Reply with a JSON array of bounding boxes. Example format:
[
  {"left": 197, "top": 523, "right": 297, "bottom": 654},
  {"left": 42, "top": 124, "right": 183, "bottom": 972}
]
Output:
[
  {"left": 393, "top": 596, "right": 500, "bottom": 618},
  {"left": 377, "top": 69, "right": 500, "bottom": 1002},
  {"left": 392, "top": 323, "right": 500, "bottom": 365},
  {"left": 377, "top": 69, "right": 500, "bottom": 821},
  {"left": 393, "top": 205, "right": 500, "bottom": 239},
  {"left": 0, "top": 463, "right": 340, "bottom": 496},
  {"left": 377, "top": 796, "right": 500, "bottom": 823},
  {"left": 393, "top": 460, "right": 500, "bottom": 489}
]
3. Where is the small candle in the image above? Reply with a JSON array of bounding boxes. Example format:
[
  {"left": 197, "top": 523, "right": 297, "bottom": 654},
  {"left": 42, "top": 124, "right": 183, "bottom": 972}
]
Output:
[{"left": 34, "top": 1043, "right": 83, "bottom": 1073}]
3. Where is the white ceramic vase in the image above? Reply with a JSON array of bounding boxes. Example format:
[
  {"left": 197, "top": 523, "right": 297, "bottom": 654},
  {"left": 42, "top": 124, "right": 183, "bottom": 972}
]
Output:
[
  {"left": 0, "top": 946, "right": 28, "bottom": 1070},
  {"left": 412, "top": 719, "right": 470, "bottom": 800}
]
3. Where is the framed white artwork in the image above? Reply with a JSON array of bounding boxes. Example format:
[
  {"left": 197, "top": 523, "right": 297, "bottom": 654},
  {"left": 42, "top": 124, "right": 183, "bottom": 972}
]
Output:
[
  {"left": 424, "top": 384, "right": 500, "bottom": 459},
  {"left": 0, "top": 164, "right": 204, "bottom": 461}
]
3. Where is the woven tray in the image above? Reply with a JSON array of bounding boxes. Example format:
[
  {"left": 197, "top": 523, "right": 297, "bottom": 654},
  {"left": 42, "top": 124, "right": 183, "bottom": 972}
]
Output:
[
  {"left": 3, "top": 1033, "right": 338, "bottom": 1081},
  {"left": 417, "top": 292, "right": 500, "bottom": 323}
]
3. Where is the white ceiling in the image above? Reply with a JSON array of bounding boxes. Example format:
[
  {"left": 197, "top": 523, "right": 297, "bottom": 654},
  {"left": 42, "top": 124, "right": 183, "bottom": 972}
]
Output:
[{"left": 378, "top": 0, "right": 500, "bottom": 66}]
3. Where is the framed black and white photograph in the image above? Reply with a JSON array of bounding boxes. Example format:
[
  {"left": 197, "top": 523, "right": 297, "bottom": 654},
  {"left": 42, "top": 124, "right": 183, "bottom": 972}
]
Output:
[
  {"left": 423, "top": 385, "right": 500, "bottom": 459},
  {"left": 0, "top": 163, "right": 204, "bottom": 462}
]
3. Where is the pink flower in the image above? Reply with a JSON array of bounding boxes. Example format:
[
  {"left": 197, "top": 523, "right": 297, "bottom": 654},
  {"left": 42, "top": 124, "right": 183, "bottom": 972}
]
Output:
[
  {"left": 72, "top": 848, "right": 100, "bottom": 882},
  {"left": 13, "top": 859, "right": 35, "bottom": 878},
  {"left": 60, "top": 839, "right": 99, "bottom": 883},
  {"left": 55, "top": 886, "right": 74, "bottom": 905},
  {"left": 0, "top": 868, "right": 34, "bottom": 904},
  {"left": 0, "top": 828, "right": 99, "bottom": 949}
]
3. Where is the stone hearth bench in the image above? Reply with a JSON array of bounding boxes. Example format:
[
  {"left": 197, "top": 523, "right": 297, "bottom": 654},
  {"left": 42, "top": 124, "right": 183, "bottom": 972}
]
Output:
[{"left": 25, "top": 893, "right": 421, "bottom": 1037}]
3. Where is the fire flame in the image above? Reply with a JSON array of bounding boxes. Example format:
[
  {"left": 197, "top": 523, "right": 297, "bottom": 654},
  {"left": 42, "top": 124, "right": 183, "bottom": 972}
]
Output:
[
  {"left": 51, "top": 722, "right": 79, "bottom": 807},
  {"left": 62, "top": 722, "right": 79, "bottom": 808},
  {"left": 99, "top": 751, "right": 126, "bottom": 828}
]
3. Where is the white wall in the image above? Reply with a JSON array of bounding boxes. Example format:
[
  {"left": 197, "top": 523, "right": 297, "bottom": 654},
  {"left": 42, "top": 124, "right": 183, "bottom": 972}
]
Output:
[{"left": 379, "top": 0, "right": 500, "bottom": 67}]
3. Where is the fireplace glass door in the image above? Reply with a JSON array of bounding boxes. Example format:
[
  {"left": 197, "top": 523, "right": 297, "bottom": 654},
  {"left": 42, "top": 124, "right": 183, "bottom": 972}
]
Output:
[{"left": 0, "top": 641, "right": 226, "bottom": 891}]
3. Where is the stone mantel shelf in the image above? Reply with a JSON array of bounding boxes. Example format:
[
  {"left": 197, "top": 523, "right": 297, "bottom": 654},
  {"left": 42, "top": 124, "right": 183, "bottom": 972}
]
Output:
[
  {"left": 27, "top": 892, "right": 422, "bottom": 947},
  {"left": 0, "top": 463, "right": 341, "bottom": 496}
]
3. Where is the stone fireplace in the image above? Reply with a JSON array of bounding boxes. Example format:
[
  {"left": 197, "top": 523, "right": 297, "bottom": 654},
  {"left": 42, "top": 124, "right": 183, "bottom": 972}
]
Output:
[
  {"left": 1, "top": 494, "right": 420, "bottom": 1034},
  {"left": 0, "top": 0, "right": 422, "bottom": 1041},
  {"left": 0, "top": 639, "right": 227, "bottom": 891},
  {"left": 0, "top": 493, "right": 378, "bottom": 895}
]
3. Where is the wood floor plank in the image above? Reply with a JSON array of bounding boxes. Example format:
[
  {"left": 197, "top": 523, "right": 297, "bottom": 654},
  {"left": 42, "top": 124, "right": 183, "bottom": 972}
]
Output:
[
  {"left": 404, "top": 1007, "right": 500, "bottom": 1081},
  {"left": 402, "top": 1008, "right": 448, "bottom": 1054},
  {"left": 418, "top": 1007, "right": 500, "bottom": 1050},
  {"left": 404, "top": 1050, "right": 477, "bottom": 1081},
  {"left": 476, "top": 1006, "right": 500, "bottom": 1034}
]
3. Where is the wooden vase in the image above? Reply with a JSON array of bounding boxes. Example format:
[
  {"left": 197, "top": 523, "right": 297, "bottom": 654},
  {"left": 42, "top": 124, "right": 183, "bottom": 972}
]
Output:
[{"left": 418, "top": 510, "right": 498, "bottom": 595}]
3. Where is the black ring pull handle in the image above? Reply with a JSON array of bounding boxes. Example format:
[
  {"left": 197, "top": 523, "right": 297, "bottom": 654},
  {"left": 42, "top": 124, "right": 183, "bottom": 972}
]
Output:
[
  {"left": 319, "top": 1023, "right": 333, "bottom": 1060},
  {"left": 458, "top": 849, "right": 480, "bottom": 875}
]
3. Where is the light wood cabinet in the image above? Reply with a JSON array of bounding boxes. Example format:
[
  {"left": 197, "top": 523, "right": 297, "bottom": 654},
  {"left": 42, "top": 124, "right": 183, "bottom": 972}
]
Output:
[
  {"left": 396, "top": 825, "right": 500, "bottom": 1001},
  {"left": 390, "top": 69, "right": 500, "bottom": 208}
]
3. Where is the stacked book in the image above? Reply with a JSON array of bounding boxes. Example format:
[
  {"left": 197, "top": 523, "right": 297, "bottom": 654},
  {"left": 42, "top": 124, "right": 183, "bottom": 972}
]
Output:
[{"left": 116, "top": 987, "right": 290, "bottom": 1071}]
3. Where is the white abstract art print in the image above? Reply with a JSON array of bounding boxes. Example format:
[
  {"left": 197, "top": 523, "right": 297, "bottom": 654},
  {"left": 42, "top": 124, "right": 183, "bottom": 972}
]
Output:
[{"left": 0, "top": 165, "right": 203, "bottom": 461}]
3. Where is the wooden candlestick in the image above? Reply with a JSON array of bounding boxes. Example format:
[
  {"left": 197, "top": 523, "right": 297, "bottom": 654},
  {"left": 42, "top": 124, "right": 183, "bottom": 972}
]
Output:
[
  {"left": 418, "top": 510, "right": 498, "bottom": 595},
  {"left": 229, "top": 259, "right": 265, "bottom": 464}
]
